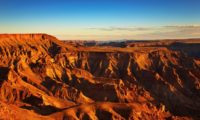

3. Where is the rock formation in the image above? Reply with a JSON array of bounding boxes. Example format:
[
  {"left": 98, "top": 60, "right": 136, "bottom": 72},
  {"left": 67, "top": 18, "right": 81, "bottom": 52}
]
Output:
[{"left": 0, "top": 34, "right": 199, "bottom": 120}]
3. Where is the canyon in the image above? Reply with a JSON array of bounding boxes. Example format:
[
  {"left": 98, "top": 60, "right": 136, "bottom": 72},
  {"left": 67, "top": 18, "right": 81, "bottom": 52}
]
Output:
[{"left": 0, "top": 34, "right": 200, "bottom": 120}]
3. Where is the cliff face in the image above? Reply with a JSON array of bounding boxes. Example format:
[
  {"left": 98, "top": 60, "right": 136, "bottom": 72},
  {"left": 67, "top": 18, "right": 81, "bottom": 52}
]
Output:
[{"left": 0, "top": 34, "right": 200, "bottom": 120}]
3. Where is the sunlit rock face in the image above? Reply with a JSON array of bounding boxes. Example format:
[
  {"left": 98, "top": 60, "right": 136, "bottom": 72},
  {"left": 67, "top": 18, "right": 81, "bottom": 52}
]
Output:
[{"left": 0, "top": 34, "right": 200, "bottom": 120}]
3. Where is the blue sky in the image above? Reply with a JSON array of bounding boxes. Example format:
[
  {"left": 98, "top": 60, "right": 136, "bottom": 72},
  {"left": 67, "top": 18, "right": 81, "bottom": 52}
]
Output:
[{"left": 0, "top": 0, "right": 200, "bottom": 40}]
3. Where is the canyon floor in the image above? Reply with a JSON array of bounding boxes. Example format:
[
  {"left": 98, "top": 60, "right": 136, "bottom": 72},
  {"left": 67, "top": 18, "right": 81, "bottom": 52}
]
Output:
[{"left": 0, "top": 34, "right": 200, "bottom": 120}]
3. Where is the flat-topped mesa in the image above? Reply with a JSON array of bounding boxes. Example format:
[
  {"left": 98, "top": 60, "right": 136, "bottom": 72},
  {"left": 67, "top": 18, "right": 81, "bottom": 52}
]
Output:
[
  {"left": 0, "top": 34, "right": 58, "bottom": 41},
  {"left": 0, "top": 34, "right": 77, "bottom": 61},
  {"left": 0, "top": 33, "right": 71, "bottom": 49},
  {"left": 0, "top": 34, "right": 77, "bottom": 51}
]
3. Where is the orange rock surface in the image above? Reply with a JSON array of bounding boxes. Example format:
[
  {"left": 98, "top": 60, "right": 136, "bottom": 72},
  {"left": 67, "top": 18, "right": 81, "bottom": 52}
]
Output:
[{"left": 0, "top": 34, "right": 199, "bottom": 120}]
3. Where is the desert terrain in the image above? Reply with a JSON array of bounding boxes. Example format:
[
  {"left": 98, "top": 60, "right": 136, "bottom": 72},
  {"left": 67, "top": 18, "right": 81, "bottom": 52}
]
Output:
[{"left": 0, "top": 34, "right": 200, "bottom": 120}]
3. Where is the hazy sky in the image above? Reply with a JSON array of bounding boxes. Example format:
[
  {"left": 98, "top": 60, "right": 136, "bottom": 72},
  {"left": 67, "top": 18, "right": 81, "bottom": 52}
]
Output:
[{"left": 0, "top": 0, "right": 200, "bottom": 40}]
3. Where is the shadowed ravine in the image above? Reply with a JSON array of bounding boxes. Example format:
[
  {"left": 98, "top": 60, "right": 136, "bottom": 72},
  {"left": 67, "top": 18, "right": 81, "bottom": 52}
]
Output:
[{"left": 0, "top": 34, "right": 200, "bottom": 120}]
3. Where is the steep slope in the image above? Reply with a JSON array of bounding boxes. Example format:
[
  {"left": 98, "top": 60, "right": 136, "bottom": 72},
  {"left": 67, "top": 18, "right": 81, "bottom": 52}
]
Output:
[{"left": 0, "top": 34, "right": 199, "bottom": 120}]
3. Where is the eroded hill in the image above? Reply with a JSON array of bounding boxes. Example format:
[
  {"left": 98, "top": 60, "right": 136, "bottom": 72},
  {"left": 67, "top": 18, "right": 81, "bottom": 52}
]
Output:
[{"left": 0, "top": 34, "right": 200, "bottom": 120}]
